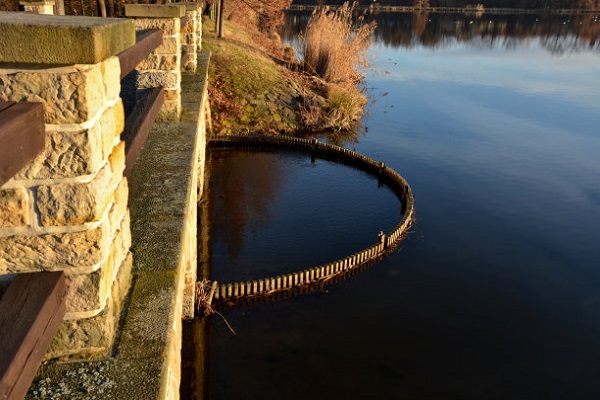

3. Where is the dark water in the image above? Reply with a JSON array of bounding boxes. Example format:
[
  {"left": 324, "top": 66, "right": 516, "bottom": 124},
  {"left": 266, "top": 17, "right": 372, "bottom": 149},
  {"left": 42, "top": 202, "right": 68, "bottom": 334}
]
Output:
[{"left": 201, "top": 11, "right": 600, "bottom": 400}]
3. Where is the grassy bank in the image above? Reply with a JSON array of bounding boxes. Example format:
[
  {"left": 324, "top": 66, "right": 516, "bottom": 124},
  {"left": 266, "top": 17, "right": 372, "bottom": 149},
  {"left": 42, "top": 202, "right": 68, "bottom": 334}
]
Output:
[{"left": 203, "top": 9, "right": 372, "bottom": 139}]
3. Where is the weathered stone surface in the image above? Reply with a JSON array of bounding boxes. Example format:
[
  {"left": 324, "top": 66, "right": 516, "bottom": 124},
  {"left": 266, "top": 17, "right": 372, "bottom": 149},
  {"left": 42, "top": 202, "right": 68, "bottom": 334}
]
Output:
[
  {"left": 47, "top": 299, "right": 116, "bottom": 359},
  {"left": 100, "top": 100, "right": 125, "bottom": 159},
  {"left": 136, "top": 54, "right": 179, "bottom": 71},
  {"left": 13, "top": 124, "right": 103, "bottom": 180},
  {"left": 182, "top": 52, "right": 196, "bottom": 71},
  {"left": 0, "top": 13, "right": 135, "bottom": 64},
  {"left": 182, "top": 34, "right": 196, "bottom": 46},
  {"left": 136, "top": 70, "right": 179, "bottom": 90},
  {"left": 0, "top": 187, "right": 29, "bottom": 228},
  {"left": 155, "top": 35, "right": 180, "bottom": 55},
  {"left": 65, "top": 216, "right": 129, "bottom": 314},
  {"left": 36, "top": 161, "right": 112, "bottom": 227},
  {"left": 108, "top": 178, "right": 129, "bottom": 232},
  {"left": 180, "top": 13, "right": 196, "bottom": 34},
  {"left": 46, "top": 251, "right": 131, "bottom": 359},
  {"left": 0, "top": 224, "right": 107, "bottom": 273},
  {"left": 21, "top": 2, "right": 54, "bottom": 15},
  {"left": 108, "top": 140, "right": 126, "bottom": 180},
  {"left": 133, "top": 17, "right": 179, "bottom": 36},
  {"left": 177, "top": 2, "right": 200, "bottom": 12},
  {"left": 0, "top": 64, "right": 105, "bottom": 124},
  {"left": 163, "top": 88, "right": 180, "bottom": 101},
  {"left": 100, "top": 56, "right": 122, "bottom": 102},
  {"left": 125, "top": 4, "right": 185, "bottom": 18}
]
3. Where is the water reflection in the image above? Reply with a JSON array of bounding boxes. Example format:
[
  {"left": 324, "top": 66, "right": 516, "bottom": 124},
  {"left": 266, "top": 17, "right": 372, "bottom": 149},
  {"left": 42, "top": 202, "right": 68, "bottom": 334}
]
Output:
[{"left": 282, "top": 10, "right": 600, "bottom": 53}]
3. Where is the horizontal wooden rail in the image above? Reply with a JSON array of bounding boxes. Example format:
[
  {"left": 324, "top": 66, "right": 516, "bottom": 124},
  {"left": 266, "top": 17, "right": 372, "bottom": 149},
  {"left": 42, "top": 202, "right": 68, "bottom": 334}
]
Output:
[
  {"left": 0, "top": 102, "right": 45, "bottom": 188},
  {"left": 117, "top": 29, "right": 163, "bottom": 80},
  {"left": 121, "top": 87, "right": 165, "bottom": 177},
  {"left": 0, "top": 272, "right": 67, "bottom": 400}
]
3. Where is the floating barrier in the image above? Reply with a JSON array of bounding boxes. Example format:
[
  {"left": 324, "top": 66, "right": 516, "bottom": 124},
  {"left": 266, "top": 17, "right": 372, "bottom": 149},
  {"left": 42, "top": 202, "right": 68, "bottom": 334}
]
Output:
[{"left": 197, "top": 134, "right": 415, "bottom": 308}]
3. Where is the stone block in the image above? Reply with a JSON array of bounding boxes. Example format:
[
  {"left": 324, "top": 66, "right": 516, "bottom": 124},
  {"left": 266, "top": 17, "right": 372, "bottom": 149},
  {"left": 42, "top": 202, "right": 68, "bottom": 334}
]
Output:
[
  {"left": 46, "top": 297, "right": 116, "bottom": 360},
  {"left": 0, "top": 221, "right": 109, "bottom": 273},
  {"left": 133, "top": 17, "right": 180, "bottom": 36},
  {"left": 0, "top": 188, "right": 29, "bottom": 228},
  {"left": 108, "top": 178, "right": 129, "bottom": 232},
  {"left": 155, "top": 35, "right": 181, "bottom": 55},
  {"left": 137, "top": 54, "right": 179, "bottom": 70},
  {"left": 136, "top": 70, "right": 180, "bottom": 90},
  {"left": 181, "top": 13, "right": 196, "bottom": 34},
  {"left": 125, "top": 4, "right": 186, "bottom": 18},
  {"left": 65, "top": 216, "right": 129, "bottom": 315},
  {"left": 177, "top": 2, "right": 200, "bottom": 12},
  {"left": 36, "top": 161, "right": 113, "bottom": 227},
  {"left": 100, "top": 56, "right": 122, "bottom": 102},
  {"left": 0, "top": 13, "right": 135, "bottom": 64},
  {"left": 13, "top": 124, "right": 103, "bottom": 180},
  {"left": 182, "top": 34, "right": 196, "bottom": 46},
  {"left": 100, "top": 100, "right": 125, "bottom": 160},
  {"left": 108, "top": 140, "right": 126, "bottom": 180},
  {"left": 163, "top": 88, "right": 180, "bottom": 101},
  {"left": 181, "top": 54, "right": 197, "bottom": 72},
  {"left": 0, "top": 64, "right": 105, "bottom": 125},
  {"left": 47, "top": 251, "right": 131, "bottom": 360}
]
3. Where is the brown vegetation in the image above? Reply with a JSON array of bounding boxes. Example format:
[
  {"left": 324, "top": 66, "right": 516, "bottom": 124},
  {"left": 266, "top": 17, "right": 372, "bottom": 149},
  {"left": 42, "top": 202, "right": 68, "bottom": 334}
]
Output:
[{"left": 300, "top": 2, "right": 376, "bottom": 131}]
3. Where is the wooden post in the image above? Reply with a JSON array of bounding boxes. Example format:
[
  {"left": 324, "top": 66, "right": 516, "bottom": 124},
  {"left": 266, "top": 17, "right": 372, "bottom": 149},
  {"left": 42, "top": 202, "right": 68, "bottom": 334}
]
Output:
[{"left": 217, "top": 0, "right": 224, "bottom": 37}]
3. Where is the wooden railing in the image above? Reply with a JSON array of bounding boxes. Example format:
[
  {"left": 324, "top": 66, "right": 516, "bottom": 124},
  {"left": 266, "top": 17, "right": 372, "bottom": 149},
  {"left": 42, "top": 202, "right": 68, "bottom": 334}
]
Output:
[
  {"left": 0, "top": 272, "right": 66, "bottom": 400},
  {"left": 0, "top": 102, "right": 45, "bottom": 188},
  {"left": 116, "top": 29, "right": 165, "bottom": 176}
]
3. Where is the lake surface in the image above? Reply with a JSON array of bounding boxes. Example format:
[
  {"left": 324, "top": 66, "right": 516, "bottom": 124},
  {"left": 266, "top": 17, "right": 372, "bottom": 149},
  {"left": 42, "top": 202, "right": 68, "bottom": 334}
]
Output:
[{"left": 202, "top": 11, "right": 600, "bottom": 400}]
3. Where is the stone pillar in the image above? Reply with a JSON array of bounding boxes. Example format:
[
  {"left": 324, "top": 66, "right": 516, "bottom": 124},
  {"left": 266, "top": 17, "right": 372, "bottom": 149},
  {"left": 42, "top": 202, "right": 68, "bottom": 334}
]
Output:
[
  {"left": 196, "top": 2, "right": 203, "bottom": 50},
  {"left": 178, "top": 2, "right": 199, "bottom": 71},
  {"left": 0, "top": 13, "right": 135, "bottom": 359},
  {"left": 19, "top": 0, "right": 55, "bottom": 14},
  {"left": 125, "top": 4, "right": 185, "bottom": 122}
]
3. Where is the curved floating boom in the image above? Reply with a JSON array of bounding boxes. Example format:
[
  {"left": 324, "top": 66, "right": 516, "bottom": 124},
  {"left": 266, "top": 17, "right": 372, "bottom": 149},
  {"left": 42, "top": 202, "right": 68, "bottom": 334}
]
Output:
[{"left": 197, "top": 134, "right": 414, "bottom": 310}]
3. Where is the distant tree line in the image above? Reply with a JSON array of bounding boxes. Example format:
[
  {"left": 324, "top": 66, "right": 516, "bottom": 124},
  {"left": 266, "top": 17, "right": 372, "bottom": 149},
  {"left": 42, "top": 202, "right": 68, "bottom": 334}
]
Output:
[{"left": 292, "top": 0, "right": 600, "bottom": 9}]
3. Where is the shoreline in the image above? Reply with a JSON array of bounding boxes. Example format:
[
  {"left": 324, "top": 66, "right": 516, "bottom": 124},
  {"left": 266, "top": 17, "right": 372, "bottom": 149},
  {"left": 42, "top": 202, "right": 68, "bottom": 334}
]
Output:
[{"left": 289, "top": 4, "right": 600, "bottom": 14}]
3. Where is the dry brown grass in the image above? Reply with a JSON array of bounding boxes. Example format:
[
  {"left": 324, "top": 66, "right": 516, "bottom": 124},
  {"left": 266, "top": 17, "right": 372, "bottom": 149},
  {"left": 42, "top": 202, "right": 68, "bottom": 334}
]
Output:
[
  {"left": 302, "top": 2, "right": 376, "bottom": 85},
  {"left": 299, "top": 2, "right": 376, "bottom": 132}
]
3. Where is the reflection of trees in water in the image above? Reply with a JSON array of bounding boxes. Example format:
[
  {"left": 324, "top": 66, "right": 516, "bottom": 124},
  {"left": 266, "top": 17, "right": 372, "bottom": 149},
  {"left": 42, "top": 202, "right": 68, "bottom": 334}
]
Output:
[
  {"left": 209, "top": 150, "right": 285, "bottom": 261},
  {"left": 283, "top": 11, "right": 600, "bottom": 53}
]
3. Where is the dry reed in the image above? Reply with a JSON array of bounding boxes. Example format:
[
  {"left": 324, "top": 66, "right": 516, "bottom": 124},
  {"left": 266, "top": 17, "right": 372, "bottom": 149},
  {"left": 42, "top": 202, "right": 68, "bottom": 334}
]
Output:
[
  {"left": 300, "top": 2, "right": 376, "bottom": 131},
  {"left": 302, "top": 2, "right": 376, "bottom": 85}
]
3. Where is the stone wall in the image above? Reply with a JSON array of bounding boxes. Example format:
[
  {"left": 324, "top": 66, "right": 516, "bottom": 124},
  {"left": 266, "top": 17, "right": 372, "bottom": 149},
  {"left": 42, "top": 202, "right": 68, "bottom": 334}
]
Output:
[
  {"left": 125, "top": 4, "right": 186, "bottom": 122},
  {"left": 178, "top": 2, "right": 200, "bottom": 71},
  {"left": 0, "top": 13, "right": 136, "bottom": 359}
]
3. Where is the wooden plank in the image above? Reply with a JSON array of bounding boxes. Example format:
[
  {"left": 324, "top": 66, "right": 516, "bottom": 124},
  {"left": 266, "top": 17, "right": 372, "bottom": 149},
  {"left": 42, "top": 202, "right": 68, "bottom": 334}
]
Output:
[
  {"left": 121, "top": 87, "right": 165, "bottom": 177},
  {"left": 117, "top": 29, "right": 163, "bottom": 80},
  {"left": 0, "top": 272, "right": 66, "bottom": 400},
  {"left": 0, "top": 102, "right": 45, "bottom": 188},
  {"left": 0, "top": 102, "right": 15, "bottom": 113}
]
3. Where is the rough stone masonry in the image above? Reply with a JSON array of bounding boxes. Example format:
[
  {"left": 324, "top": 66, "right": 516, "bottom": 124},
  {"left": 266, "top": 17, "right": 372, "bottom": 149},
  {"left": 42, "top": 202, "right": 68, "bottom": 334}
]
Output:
[{"left": 0, "top": 12, "right": 136, "bottom": 359}]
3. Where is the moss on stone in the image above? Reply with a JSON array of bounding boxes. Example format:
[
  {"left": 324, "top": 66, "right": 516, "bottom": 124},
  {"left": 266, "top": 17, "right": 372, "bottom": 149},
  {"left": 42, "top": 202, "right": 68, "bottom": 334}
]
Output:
[{"left": 0, "top": 13, "right": 135, "bottom": 64}]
